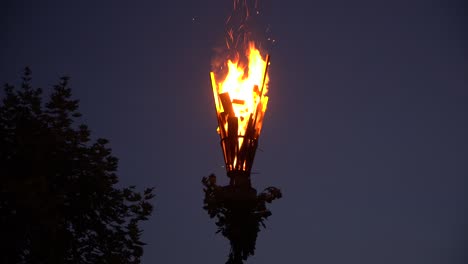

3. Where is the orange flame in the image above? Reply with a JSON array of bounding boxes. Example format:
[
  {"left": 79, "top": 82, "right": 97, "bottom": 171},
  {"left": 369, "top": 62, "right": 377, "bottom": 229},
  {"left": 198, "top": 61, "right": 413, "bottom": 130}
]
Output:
[{"left": 210, "top": 42, "right": 270, "bottom": 172}]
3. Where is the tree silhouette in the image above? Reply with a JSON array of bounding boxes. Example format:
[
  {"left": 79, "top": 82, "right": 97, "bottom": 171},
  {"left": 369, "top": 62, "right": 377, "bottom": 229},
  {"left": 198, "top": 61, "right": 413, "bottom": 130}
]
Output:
[{"left": 0, "top": 68, "right": 155, "bottom": 264}]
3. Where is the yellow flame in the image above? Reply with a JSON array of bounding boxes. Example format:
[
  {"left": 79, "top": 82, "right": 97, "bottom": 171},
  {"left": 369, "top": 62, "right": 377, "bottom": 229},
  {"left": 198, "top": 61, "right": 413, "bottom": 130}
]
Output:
[{"left": 212, "top": 42, "right": 269, "bottom": 140}]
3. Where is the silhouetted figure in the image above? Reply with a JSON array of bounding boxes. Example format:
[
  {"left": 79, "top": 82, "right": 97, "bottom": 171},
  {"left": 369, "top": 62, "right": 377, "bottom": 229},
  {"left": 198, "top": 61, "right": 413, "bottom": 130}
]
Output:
[
  {"left": 0, "top": 68, "right": 155, "bottom": 264},
  {"left": 202, "top": 174, "right": 281, "bottom": 264}
]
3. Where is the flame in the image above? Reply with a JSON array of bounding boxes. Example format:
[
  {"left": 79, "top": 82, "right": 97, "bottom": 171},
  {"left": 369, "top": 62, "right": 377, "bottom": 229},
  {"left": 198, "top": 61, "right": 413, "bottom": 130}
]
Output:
[
  {"left": 212, "top": 42, "right": 269, "bottom": 139},
  {"left": 210, "top": 42, "right": 270, "bottom": 172}
]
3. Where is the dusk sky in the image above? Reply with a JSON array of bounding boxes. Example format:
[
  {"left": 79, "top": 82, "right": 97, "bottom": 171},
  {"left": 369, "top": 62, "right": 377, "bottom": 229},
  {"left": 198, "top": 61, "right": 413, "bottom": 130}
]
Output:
[{"left": 1, "top": 0, "right": 467, "bottom": 263}]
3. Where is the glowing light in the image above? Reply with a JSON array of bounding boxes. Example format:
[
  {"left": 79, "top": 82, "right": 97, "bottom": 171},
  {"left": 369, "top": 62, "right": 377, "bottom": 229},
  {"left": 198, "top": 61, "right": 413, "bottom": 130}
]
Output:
[{"left": 210, "top": 42, "right": 270, "bottom": 172}]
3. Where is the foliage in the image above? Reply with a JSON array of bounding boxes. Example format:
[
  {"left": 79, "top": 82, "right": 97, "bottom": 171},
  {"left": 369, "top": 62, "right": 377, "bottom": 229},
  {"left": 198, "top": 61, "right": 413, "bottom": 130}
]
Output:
[
  {"left": 0, "top": 68, "right": 155, "bottom": 264},
  {"left": 202, "top": 174, "right": 281, "bottom": 264}
]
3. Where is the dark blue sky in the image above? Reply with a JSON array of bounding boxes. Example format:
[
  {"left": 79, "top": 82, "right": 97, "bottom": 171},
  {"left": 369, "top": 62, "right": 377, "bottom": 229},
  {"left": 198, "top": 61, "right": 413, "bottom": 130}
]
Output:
[{"left": 1, "top": 0, "right": 467, "bottom": 263}]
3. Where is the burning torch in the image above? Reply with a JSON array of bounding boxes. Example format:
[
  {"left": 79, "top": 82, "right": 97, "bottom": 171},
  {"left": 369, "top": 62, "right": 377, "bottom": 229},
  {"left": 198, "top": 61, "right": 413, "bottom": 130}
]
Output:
[
  {"left": 211, "top": 42, "right": 270, "bottom": 188},
  {"left": 202, "top": 42, "right": 281, "bottom": 264}
]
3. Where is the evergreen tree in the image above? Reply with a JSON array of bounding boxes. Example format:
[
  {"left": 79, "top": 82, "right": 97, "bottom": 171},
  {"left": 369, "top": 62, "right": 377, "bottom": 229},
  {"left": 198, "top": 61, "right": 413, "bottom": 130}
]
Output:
[{"left": 0, "top": 68, "right": 155, "bottom": 264}]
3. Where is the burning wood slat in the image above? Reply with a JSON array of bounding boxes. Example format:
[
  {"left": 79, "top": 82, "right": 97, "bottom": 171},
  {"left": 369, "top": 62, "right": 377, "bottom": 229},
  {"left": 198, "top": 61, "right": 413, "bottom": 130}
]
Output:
[
  {"left": 219, "top": 92, "right": 235, "bottom": 118},
  {"left": 209, "top": 46, "right": 270, "bottom": 176}
]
